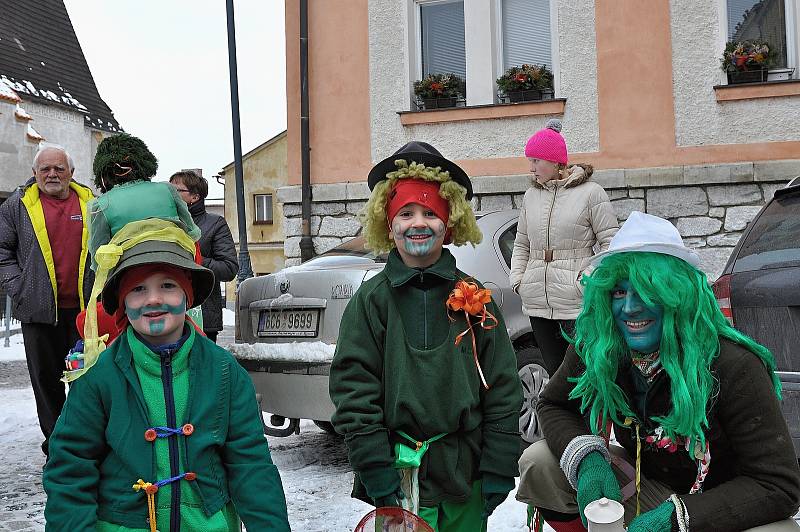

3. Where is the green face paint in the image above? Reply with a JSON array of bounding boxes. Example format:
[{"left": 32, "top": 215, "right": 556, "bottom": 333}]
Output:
[{"left": 126, "top": 298, "right": 187, "bottom": 322}]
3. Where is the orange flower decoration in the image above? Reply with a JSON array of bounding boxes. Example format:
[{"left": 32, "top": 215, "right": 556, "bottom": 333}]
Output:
[
  {"left": 447, "top": 280, "right": 492, "bottom": 316},
  {"left": 446, "top": 279, "right": 498, "bottom": 390}
]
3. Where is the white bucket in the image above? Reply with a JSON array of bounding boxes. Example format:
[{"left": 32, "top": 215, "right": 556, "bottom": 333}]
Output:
[{"left": 584, "top": 498, "right": 625, "bottom": 532}]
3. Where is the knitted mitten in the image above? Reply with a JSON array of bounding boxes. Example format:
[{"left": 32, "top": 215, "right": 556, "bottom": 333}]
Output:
[
  {"left": 627, "top": 501, "right": 674, "bottom": 532},
  {"left": 576, "top": 452, "right": 621, "bottom": 526},
  {"left": 481, "top": 473, "right": 515, "bottom": 518}
]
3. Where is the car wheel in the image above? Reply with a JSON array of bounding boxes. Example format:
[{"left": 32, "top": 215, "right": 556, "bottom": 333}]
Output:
[
  {"left": 313, "top": 420, "right": 340, "bottom": 436},
  {"left": 516, "top": 345, "right": 550, "bottom": 445}
]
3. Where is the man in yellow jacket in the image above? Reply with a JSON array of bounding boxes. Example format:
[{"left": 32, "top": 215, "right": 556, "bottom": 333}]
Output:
[{"left": 0, "top": 145, "right": 94, "bottom": 457}]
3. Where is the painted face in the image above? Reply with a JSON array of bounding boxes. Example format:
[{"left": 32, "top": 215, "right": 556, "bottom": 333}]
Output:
[
  {"left": 389, "top": 202, "right": 447, "bottom": 268},
  {"left": 611, "top": 279, "right": 664, "bottom": 354},
  {"left": 34, "top": 148, "right": 73, "bottom": 199},
  {"left": 124, "top": 271, "right": 187, "bottom": 345},
  {"left": 528, "top": 157, "right": 560, "bottom": 183}
]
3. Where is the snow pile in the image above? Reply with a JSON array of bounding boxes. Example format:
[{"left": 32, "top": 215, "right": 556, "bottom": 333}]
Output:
[
  {"left": 0, "top": 332, "right": 26, "bottom": 362},
  {"left": 0, "top": 78, "right": 21, "bottom": 102},
  {"left": 228, "top": 341, "right": 335, "bottom": 363},
  {"left": 223, "top": 307, "right": 235, "bottom": 326},
  {"left": 14, "top": 103, "right": 32, "bottom": 120}
]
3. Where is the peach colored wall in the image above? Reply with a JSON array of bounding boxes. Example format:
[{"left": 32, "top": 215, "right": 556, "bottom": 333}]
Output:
[
  {"left": 285, "top": 0, "right": 800, "bottom": 183},
  {"left": 595, "top": 0, "right": 676, "bottom": 162},
  {"left": 285, "top": 0, "right": 372, "bottom": 186}
]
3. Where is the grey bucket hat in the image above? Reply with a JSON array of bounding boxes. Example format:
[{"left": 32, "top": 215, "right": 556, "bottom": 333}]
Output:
[{"left": 101, "top": 239, "right": 215, "bottom": 315}]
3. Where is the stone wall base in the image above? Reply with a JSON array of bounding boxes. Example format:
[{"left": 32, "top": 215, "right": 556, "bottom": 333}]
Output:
[{"left": 277, "top": 160, "right": 799, "bottom": 280}]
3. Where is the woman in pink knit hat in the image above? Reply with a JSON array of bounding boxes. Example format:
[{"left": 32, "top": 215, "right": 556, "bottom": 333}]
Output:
[{"left": 510, "top": 119, "right": 619, "bottom": 386}]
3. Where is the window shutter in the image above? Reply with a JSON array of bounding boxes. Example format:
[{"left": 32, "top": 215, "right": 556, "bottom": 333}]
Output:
[
  {"left": 421, "top": 1, "right": 466, "bottom": 79},
  {"left": 502, "top": 0, "right": 552, "bottom": 70}
]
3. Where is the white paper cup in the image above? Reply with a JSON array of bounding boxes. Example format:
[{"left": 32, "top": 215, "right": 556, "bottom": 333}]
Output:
[{"left": 584, "top": 498, "right": 625, "bottom": 532}]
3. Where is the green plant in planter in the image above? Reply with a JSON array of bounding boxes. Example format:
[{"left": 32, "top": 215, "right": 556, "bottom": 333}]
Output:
[
  {"left": 720, "top": 40, "right": 775, "bottom": 83},
  {"left": 497, "top": 64, "right": 553, "bottom": 101},
  {"left": 413, "top": 73, "right": 465, "bottom": 108}
]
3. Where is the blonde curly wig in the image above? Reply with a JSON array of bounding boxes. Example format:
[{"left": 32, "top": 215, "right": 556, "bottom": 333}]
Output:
[{"left": 359, "top": 160, "right": 482, "bottom": 253}]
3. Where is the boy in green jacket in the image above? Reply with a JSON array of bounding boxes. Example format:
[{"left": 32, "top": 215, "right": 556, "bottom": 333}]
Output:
[
  {"left": 329, "top": 142, "right": 523, "bottom": 532},
  {"left": 43, "top": 223, "right": 290, "bottom": 532}
]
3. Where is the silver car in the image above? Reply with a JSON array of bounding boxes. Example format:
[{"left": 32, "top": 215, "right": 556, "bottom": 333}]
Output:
[{"left": 234, "top": 210, "right": 548, "bottom": 443}]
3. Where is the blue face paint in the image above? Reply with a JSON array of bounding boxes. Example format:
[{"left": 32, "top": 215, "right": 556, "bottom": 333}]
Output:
[
  {"left": 611, "top": 279, "right": 664, "bottom": 354},
  {"left": 401, "top": 227, "right": 437, "bottom": 257}
]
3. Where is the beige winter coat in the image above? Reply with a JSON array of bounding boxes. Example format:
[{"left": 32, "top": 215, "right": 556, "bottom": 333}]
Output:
[{"left": 509, "top": 165, "right": 618, "bottom": 320}]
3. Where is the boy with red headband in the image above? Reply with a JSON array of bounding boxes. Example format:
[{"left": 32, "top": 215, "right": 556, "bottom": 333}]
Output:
[
  {"left": 43, "top": 237, "right": 290, "bottom": 531},
  {"left": 330, "top": 142, "right": 523, "bottom": 531}
]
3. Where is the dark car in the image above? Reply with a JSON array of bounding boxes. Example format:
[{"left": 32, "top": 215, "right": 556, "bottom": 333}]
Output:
[{"left": 712, "top": 177, "right": 800, "bottom": 455}]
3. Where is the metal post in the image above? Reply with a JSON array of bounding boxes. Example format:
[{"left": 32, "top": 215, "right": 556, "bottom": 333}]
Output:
[
  {"left": 4, "top": 294, "right": 11, "bottom": 347},
  {"left": 299, "top": 0, "right": 315, "bottom": 262},
  {"left": 226, "top": 0, "right": 254, "bottom": 283}
]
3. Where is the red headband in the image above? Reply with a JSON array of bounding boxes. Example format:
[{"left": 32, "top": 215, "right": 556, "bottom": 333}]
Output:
[{"left": 386, "top": 179, "right": 449, "bottom": 227}]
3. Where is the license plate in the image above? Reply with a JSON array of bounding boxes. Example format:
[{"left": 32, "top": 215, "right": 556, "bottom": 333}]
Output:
[{"left": 258, "top": 309, "right": 320, "bottom": 337}]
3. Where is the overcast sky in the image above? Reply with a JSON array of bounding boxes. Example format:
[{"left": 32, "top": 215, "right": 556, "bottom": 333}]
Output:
[{"left": 63, "top": 0, "right": 287, "bottom": 199}]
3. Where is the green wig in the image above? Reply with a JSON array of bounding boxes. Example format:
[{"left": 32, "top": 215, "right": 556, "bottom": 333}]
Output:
[
  {"left": 569, "top": 251, "right": 780, "bottom": 447},
  {"left": 359, "top": 160, "right": 482, "bottom": 252},
  {"left": 93, "top": 133, "right": 158, "bottom": 191}
]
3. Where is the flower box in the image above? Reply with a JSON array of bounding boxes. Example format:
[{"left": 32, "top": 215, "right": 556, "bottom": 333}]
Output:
[
  {"left": 767, "top": 68, "right": 795, "bottom": 81},
  {"left": 726, "top": 68, "right": 768, "bottom": 84},
  {"left": 420, "top": 97, "right": 458, "bottom": 110},
  {"left": 506, "top": 89, "right": 542, "bottom": 103}
]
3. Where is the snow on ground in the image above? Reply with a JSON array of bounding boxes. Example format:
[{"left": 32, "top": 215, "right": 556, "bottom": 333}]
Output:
[
  {"left": 0, "top": 386, "right": 540, "bottom": 531},
  {"left": 223, "top": 307, "right": 235, "bottom": 327},
  {"left": 0, "top": 332, "right": 25, "bottom": 362}
]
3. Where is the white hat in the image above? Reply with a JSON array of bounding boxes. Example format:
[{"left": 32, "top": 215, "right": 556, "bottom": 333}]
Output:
[{"left": 591, "top": 211, "right": 700, "bottom": 267}]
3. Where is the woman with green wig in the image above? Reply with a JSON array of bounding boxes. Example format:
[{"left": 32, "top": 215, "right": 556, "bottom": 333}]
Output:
[
  {"left": 516, "top": 211, "right": 800, "bottom": 531},
  {"left": 330, "top": 141, "right": 522, "bottom": 531}
]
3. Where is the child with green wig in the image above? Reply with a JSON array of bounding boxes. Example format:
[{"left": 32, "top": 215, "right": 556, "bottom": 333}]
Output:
[
  {"left": 329, "top": 141, "right": 522, "bottom": 531},
  {"left": 516, "top": 211, "right": 800, "bottom": 531}
]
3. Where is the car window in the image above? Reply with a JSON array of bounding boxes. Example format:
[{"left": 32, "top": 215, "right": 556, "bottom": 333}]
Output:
[
  {"left": 733, "top": 193, "right": 800, "bottom": 272},
  {"left": 498, "top": 224, "right": 517, "bottom": 268}
]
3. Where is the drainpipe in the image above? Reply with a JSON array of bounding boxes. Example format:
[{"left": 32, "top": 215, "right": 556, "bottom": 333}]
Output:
[
  {"left": 299, "top": 0, "right": 315, "bottom": 262},
  {"left": 226, "top": 0, "right": 254, "bottom": 282}
]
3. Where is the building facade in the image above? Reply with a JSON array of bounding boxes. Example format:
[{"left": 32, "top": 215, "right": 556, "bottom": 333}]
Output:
[
  {"left": 220, "top": 130, "right": 288, "bottom": 301},
  {"left": 0, "top": 1, "right": 122, "bottom": 196},
  {"left": 279, "top": 0, "right": 800, "bottom": 279}
]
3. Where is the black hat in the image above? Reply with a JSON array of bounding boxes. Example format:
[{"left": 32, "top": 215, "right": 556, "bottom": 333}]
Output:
[{"left": 367, "top": 141, "right": 473, "bottom": 199}]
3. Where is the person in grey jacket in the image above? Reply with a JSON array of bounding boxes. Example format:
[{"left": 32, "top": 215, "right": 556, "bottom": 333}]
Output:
[
  {"left": 170, "top": 170, "right": 238, "bottom": 342},
  {"left": 0, "top": 146, "right": 94, "bottom": 456}
]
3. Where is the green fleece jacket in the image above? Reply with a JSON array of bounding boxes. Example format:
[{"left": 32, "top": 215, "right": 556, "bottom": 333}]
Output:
[
  {"left": 329, "top": 249, "right": 522, "bottom": 506},
  {"left": 43, "top": 326, "right": 289, "bottom": 531}
]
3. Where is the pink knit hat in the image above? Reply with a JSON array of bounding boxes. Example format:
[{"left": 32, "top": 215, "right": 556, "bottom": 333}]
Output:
[{"left": 524, "top": 119, "right": 567, "bottom": 164}]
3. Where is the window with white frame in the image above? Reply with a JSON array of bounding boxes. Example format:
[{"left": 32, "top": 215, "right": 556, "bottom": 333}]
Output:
[
  {"left": 254, "top": 193, "right": 273, "bottom": 224},
  {"left": 418, "top": 0, "right": 466, "bottom": 79},
  {"left": 725, "top": 0, "right": 799, "bottom": 74},
  {"left": 500, "top": 0, "right": 553, "bottom": 71}
]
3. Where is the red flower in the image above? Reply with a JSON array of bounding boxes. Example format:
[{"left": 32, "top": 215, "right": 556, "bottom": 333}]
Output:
[{"left": 514, "top": 73, "right": 528, "bottom": 83}]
